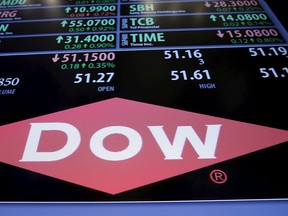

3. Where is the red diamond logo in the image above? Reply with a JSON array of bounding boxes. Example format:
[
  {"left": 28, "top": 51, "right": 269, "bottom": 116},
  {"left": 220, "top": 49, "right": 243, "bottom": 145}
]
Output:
[{"left": 0, "top": 98, "right": 287, "bottom": 194}]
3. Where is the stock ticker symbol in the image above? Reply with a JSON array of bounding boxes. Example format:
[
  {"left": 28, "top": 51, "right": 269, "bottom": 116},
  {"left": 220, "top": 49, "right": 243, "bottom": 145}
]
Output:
[{"left": 0, "top": 98, "right": 287, "bottom": 194}]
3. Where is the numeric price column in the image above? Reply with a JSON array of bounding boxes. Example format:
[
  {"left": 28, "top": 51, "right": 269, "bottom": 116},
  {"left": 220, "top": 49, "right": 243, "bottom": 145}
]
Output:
[{"left": 50, "top": 2, "right": 119, "bottom": 94}]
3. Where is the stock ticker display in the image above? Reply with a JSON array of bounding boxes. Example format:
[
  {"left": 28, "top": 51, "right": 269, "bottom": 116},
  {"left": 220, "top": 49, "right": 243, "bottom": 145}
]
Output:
[{"left": 0, "top": 0, "right": 287, "bottom": 202}]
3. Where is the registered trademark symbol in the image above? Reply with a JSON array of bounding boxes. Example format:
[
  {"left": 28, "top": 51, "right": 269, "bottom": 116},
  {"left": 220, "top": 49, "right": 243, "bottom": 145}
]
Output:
[{"left": 210, "top": 169, "right": 228, "bottom": 184}]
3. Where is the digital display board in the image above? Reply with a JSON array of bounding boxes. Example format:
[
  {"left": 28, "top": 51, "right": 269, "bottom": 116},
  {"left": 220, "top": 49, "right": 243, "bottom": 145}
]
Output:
[{"left": 0, "top": 0, "right": 287, "bottom": 209}]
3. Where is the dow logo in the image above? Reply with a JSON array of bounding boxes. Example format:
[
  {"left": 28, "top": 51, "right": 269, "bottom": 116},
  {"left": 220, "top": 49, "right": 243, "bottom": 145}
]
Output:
[
  {"left": 20, "top": 123, "right": 221, "bottom": 162},
  {"left": 0, "top": 98, "right": 287, "bottom": 194}
]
